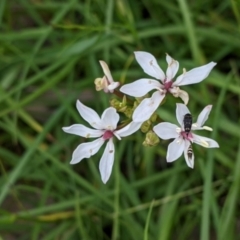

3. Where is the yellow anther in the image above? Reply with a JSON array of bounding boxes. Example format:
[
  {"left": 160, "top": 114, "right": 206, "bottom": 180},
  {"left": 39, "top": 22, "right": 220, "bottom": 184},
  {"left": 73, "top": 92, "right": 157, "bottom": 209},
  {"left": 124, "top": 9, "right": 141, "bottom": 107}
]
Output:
[
  {"left": 192, "top": 123, "right": 198, "bottom": 128},
  {"left": 94, "top": 78, "right": 104, "bottom": 91},
  {"left": 201, "top": 140, "right": 209, "bottom": 147},
  {"left": 203, "top": 126, "right": 213, "bottom": 131}
]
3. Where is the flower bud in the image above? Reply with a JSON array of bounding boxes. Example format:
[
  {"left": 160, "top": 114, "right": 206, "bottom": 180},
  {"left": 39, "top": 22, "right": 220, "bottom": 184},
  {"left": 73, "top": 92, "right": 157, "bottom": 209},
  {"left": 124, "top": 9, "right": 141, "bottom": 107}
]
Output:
[
  {"left": 142, "top": 130, "right": 160, "bottom": 147},
  {"left": 110, "top": 98, "right": 121, "bottom": 109},
  {"left": 141, "top": 121, "right": 151, "bottom": 133},
  {"left": 94, "top": 77, "right": 106, "bottom": 91}
]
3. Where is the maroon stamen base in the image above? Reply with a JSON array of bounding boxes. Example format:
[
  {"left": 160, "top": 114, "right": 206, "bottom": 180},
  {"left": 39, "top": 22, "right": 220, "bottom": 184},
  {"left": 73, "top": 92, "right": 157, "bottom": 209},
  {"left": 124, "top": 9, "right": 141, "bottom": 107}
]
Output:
[{"left": 103, "top": 130, "right": 114, "bottom": 140}]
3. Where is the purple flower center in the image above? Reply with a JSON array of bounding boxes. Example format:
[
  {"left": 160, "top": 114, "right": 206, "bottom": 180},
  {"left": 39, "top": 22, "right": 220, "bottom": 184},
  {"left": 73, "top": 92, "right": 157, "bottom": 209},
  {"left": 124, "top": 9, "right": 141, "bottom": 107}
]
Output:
[
  {"left": 103, "top": 130, "right": 114, "bottom": 140},
  {"left": 181, "top": 131, "right": 193, "bottom": 141},
  {"left": 163, "top": 80, "right": 173, "bottom": 91}
]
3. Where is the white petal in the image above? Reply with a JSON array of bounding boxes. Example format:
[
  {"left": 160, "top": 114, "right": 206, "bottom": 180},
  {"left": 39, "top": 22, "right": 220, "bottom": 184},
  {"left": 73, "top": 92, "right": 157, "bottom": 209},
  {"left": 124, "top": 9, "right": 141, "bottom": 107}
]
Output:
[
  {"left": 134, "top": 51, "right": 165, "bottom": 80},
  {"left": 192, "top": 134, "right": 219, "bottom": 148},
  {"left": 166, "top": 54, "right": 179, "bottom": 81},
  {"left": 116, "top": 122, "right": 142, "bottom": 137},
  {"left": 62, "top": 124, "right": 103, "bottom": 138},
  {"left": 176, "top": 103, "right": 191, "bottom": 127},
  {"left": 195, "top": 105, "right": 212, "bottom": 128},
  {"left": 174, "top": 62, "right": 216, "bottom": 86},
  {"left": 133, "top": 91, "right": 165, "bottom": 122},
  {"left": 101, "top": 107, "right": 119, "bottom": 130},
  {"left": 99, "top": 139, "right": 115, "bottom": 183},
  {"left": 183, "top": 141, "right": 194, "bottom": 168},
  {"left": 108, "top": 82, "right": 120, "bottom": 91},
  {"left": 99, "top": 60, "right": 114, "bottom": 83},
  {"left": 70, "top": 138, "right": 105, "bottom": 164},
  {"left": 120, "top": 79, "right": 162, "bottom": 97},
  {"left": 166, "top": 137, "right": 185, "bottom": 162},
  {"left": 153, "top": 122, "right": 179, "bottom": 139},
  {"left": 76, "top": 100, "right": 102, "bottom": 129}
]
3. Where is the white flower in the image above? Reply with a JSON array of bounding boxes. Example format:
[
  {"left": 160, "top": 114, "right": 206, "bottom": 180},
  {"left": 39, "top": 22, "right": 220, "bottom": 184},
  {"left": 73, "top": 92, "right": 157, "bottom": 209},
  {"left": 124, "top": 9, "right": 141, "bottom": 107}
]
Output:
[
  {"left": 62, "top": 100, "right": 141, "bottom": 184},
  {"left": 94, "top": 61, "right": 120, "bottom": 93},
  {"left": 153, "top": 103, "right": 219, "bottom": 168},
  {"left": 120, "top": 51, "right": 216, "bottom": 122}
]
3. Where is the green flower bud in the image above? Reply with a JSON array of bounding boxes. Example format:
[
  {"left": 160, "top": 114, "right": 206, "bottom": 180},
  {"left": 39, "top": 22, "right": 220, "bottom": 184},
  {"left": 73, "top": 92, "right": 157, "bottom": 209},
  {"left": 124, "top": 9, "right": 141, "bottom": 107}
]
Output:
[
  {"left": 150, "top": 112, "right": 158, "bottom": 122},
  {"left": 142, "top": 130, "right": 160, "bottom": 147},
  {"left": 124, "top": 107, "right": 133, "bottom": 118},
  {"left": 110, "top": 99, "right": 121, "bottom": 109},
  {"left": 141, "top": 121, "right": 151, "bottom": 133}
]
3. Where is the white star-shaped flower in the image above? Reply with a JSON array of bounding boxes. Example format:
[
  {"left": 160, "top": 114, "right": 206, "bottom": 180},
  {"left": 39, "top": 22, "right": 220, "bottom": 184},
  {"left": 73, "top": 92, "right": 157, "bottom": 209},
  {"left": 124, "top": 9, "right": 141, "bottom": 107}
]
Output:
[
  {"left": 94, "top": 61, "right": 120, "bottom": 93},
  {"left": 153, "top": 103, "right": 219, "bottom": 168},
  {"left": 120, "top": 51, "right": 216, "bottom": 122},
  {"left": 62, "top": 100, "right": 141, "bottom": 183}
]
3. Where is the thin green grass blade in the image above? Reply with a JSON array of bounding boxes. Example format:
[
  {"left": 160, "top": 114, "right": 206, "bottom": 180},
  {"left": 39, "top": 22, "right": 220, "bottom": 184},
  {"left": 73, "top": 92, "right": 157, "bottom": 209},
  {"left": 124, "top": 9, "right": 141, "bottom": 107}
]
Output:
[{"left": 200, "top": 70, "right": 232, "bottom": 240}]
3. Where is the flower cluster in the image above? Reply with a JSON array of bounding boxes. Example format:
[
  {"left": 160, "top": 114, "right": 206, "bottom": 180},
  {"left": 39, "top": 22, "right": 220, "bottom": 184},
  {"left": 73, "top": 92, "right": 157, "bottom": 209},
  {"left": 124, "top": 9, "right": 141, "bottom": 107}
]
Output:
[{"left": 63, "top": 52, "right": 219, "bottom": 183}]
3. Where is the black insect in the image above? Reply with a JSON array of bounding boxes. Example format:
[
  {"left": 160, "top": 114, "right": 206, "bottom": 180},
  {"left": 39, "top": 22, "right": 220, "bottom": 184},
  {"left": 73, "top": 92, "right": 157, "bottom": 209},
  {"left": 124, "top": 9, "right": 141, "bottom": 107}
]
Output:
[
  {"left": 183, "top": 113, "right": 192, "bottom": 136},
  {"left": 187, "top": 144, "right": 193, "bottom": 160}
]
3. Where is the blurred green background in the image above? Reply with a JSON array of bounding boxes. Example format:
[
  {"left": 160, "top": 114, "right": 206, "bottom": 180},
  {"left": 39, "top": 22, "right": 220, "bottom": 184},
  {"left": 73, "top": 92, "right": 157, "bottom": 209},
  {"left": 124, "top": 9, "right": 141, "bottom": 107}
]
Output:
[{"left": 0, "top": 0, "right": 240, "bottom": 239}]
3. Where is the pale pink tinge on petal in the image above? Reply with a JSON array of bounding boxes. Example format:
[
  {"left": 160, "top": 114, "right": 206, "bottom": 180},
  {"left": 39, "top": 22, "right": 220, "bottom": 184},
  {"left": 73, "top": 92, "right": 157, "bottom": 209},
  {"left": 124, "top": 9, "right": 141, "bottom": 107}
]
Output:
[
  {"left": 166, "top": 137, "right": 185, "bottom": 162},
  {"left": 76, "top": 100, "right": 102, "bottom": 129},
  {"left": 62, "top": 124, "right": 103, "bottom": 138},
  {"left": 183, "top": 140, "right": 194, "bottom": 168},
  {"left": 120, "top": 79, "right": 162, "bottom": 97},
  {"left": 133, "top": 91, "right": 165, "bottom": 122},
  {"left": 101, "top": 107, "right": 119, "bottom": 131},
  {"left": 153, "top": 122, "right": 179, "bottom": 140},
  {"left": 134, "top": 51, "right": 165, "bottom": 81},
  {"left": 70, "top": 138, "right": 105, "bottom": 164},
  {"left": 99, "top": 139, "right": 115, "bottom": 184},
  {"left": 165, "top": 54, "right": 179, "bottom": 81},
  {"left": 174, "top": 62, "right": 217, "bottom": 86},
  {"left": 176, "top": 103, "right": 191, "bottom": 127},
  {"left": 99, "top": 60, "right": 114, "bottom": 83}
]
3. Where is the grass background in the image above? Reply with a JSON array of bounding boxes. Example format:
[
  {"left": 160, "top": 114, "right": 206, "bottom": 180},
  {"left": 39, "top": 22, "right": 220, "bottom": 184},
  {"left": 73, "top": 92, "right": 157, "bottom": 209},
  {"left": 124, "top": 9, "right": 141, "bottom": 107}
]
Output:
[{"left": 0, "top": 0, "right": 240, "bottom": 239}]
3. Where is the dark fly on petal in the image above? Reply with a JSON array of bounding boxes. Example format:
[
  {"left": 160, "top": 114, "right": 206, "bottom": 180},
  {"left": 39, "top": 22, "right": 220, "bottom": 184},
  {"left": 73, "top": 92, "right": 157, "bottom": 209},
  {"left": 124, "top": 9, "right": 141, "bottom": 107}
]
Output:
[{"left": 183, "top": 113, "right": 192, "bottom": 136}]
